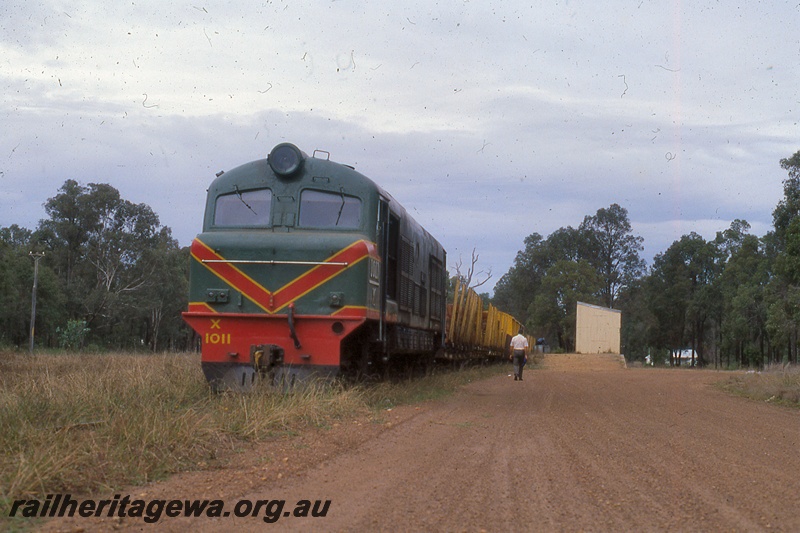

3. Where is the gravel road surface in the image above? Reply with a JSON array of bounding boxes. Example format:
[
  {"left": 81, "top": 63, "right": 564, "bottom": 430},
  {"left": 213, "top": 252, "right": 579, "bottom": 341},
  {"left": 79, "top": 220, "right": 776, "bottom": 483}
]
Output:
[{"left": 40, "top": 354, "right": 800, "bottom": 532}]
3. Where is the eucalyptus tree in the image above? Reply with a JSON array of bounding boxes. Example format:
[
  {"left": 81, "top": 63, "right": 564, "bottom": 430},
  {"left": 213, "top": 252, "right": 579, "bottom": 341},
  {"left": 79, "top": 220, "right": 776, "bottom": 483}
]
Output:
[
  {"left": 0, "top": 225, "right": 64, "bottom": 347},
  {"left": 492, "top": 233, "right": 547, "bottom": 324},
  {"left": 766, "top": 217, "right": 800, "bottom": 365},
  {"left": 579, "top": 204, "right": 646, "bottom": 308},
  {"left": 614, "top": 279, "right": 656, "bottom": 362},
  {"left": 37, "top": 180, "right": 91, "bottom": 295},
  {"left": 118, "top": 243, "right": 190, "bottom": 352},
  {"left": 710, "top": 221, "right": 770, "bottom": 367},
  {"left": 772, "top": 151, "right": 800, "bottom": 247},
  {"left": 0, "top": 225, "right": 36, "bottom": 345},
  {"left": 647, "top": 232, "right": 719, "bottom": 366},
  {"left": 763, "top": 150, "right": 800, "bottom": 364},
  {"left": 530, "top": 259, "right": 602, "bottom": 352},
  {"left": 36, "top": 180, "right": 185, "bottom": 349}
]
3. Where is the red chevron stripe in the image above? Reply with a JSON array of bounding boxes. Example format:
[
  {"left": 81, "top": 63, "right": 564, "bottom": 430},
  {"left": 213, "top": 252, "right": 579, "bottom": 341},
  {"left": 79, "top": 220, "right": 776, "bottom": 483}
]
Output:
[
  {"left": 191, "top": 238, "right": 378, "bottom": 313},
  {"left": 191, "top": 239, "right": 273, "bottom": 312},
  {"left": 270, "top": 240, "right": 374, "bottom": 312}
]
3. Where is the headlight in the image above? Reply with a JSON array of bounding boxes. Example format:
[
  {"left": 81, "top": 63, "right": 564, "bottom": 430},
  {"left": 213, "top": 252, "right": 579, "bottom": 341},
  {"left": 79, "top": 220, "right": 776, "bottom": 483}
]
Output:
[{"left": 268, "top": 143, "right": 305, "bottom": 177}]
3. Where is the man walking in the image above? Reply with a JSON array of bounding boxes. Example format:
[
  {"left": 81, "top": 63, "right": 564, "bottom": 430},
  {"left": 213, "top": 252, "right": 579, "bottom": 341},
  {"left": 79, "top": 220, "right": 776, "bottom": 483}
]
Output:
[{"left": 509, "top": 328, "right": 529, "bottom": 381}]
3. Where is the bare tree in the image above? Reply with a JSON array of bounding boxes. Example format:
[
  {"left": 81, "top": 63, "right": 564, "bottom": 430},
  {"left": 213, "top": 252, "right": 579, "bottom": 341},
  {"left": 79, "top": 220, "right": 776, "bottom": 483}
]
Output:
[{"left": 452, "top": 247, "right": 492, "bottom": 289}]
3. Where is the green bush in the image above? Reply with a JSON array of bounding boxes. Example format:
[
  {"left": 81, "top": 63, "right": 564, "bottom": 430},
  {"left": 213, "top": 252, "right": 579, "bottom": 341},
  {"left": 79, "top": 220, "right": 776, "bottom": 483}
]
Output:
[{"left": 56, "top": 320, "right": 89, "bottom": 351}]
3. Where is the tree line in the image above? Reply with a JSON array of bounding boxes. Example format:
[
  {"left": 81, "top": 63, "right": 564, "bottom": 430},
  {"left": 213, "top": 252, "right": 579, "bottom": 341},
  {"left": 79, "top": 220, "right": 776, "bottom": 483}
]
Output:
[
  {"left": 0, "top": 180, "right": 191, "bottom": 351},
  {"left": 493, "top": 150, "right": 800, "bottom": 368},
  {"left": 3, "top": 151, "right": 800, "bottom": 365}
]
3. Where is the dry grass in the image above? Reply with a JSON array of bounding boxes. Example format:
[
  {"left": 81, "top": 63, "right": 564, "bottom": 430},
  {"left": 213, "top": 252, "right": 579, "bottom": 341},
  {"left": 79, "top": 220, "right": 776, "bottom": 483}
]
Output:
[
  {"left": 0, "top": 352, "right": 505, "bottom": 521},
  {"left": 717, "top": 363, "right": 800, "bottom": 407},
  {"left": 0, "top": 353, "right": 363, "bottom": 514}
]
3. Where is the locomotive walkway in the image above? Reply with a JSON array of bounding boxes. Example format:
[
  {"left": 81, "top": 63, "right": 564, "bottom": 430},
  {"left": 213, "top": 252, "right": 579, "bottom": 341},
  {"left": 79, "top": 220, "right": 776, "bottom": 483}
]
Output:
[{"left": 40, "top": 354, "right": 800, "bottom": 532}]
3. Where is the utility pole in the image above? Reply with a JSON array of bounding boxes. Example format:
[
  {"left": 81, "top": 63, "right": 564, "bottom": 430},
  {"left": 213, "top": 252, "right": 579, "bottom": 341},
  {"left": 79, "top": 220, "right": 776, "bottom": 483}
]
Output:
[{"left": 29, "top": 251, "right": 45, "bottom": 354}]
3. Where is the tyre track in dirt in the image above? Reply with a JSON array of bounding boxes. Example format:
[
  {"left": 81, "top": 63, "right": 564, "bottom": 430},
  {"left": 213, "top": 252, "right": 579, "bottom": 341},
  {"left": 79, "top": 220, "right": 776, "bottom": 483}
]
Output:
[{"left": 40, "top": 354, "right": 800, "bottom": 532}]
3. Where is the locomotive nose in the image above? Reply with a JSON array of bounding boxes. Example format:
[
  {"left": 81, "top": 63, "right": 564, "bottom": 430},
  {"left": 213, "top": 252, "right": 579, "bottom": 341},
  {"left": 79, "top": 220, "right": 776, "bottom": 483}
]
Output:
[{"left": 184, "top": 232, "right": 378, "bottom": 390}]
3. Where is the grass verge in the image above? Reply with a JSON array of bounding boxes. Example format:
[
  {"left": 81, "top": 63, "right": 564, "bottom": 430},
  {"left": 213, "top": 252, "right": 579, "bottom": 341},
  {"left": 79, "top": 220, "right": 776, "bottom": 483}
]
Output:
[
  {"left": 716, "top": 363, "right": 800, "bottom": 408},
  {"left": 0, "top": 351, "right": 507, "bottom": 525},
  {"left": 362, "top": 361, "right": 508, "bottom": 409}
]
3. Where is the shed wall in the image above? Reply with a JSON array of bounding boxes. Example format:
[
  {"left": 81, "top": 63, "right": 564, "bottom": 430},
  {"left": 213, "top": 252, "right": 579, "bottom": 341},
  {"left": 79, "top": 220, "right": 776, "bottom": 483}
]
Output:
[{"left": 575, "top": 302, "right": 621, "bottom": 354}]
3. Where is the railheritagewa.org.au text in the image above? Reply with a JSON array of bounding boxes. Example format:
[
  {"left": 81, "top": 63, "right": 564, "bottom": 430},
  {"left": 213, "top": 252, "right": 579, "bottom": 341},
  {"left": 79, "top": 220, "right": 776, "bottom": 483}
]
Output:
[{"left": 9, "top": 494, "right": 331, "bottom": 524}]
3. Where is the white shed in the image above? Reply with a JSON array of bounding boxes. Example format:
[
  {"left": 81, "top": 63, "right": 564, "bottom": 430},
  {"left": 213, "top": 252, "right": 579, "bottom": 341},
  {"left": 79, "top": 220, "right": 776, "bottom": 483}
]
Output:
[{"left": 575, "top": 302, "right": 621, "bottom": 354}]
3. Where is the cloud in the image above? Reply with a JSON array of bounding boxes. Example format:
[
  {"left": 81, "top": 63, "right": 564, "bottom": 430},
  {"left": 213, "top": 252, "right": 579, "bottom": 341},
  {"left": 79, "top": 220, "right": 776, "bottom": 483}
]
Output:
[{"left": 1, "top": 1, "right": 799, "bottom": 295}]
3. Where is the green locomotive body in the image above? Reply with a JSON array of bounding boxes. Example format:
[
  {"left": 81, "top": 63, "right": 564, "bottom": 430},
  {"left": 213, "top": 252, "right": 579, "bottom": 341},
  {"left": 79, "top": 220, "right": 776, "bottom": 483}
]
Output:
[{"left": 183, "top": 144, "right": 447, "bottom": 390}]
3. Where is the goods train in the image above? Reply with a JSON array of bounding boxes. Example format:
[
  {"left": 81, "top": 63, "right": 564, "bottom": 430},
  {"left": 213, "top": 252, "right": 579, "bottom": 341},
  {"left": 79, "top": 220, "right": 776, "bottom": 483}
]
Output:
[{"left": 182, "top": 143, "right": 526, "bottom": 391}]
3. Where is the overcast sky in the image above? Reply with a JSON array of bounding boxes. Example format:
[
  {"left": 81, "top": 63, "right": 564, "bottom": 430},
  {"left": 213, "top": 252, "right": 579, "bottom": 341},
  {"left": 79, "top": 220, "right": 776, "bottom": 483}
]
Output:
[{"left": 2, "top": 1, "right": 799, "bottom": 293}]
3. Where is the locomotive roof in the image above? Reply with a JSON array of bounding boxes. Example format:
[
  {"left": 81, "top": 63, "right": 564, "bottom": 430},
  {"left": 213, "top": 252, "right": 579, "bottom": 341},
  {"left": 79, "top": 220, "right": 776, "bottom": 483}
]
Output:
[
  {"left": 206, "top": 143, "right": 443, "bottom": 249},
  {"left": 210, "top": 149, "right": 387, "bottom": 198}
]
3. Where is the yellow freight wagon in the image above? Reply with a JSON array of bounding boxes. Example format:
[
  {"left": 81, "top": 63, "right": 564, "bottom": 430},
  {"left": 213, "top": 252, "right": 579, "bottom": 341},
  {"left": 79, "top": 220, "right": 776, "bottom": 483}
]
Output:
[{"left": 444, "top": 278, "right": 532, "bottom": 359}]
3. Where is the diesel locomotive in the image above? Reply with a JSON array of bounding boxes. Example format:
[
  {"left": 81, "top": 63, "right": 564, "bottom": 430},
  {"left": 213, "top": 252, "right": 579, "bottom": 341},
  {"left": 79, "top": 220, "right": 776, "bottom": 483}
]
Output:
[{"left": 183, "top": 143, "right": 448, "bottom": 390}]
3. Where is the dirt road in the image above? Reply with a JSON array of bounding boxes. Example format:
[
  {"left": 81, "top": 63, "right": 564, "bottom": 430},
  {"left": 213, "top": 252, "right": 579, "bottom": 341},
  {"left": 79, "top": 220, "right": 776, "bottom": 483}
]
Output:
[{"left": 41, "top": 354, "right": 799, "bottom": 532}]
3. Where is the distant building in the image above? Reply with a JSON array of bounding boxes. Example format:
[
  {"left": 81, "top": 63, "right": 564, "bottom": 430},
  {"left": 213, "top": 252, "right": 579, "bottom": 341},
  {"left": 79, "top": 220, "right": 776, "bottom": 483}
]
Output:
[
  {"left": 646, "top": 348, "right": 696, "bottom": 366},
  {"left": 575, "top": 302, "right": 621, "bottom": 354}
]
